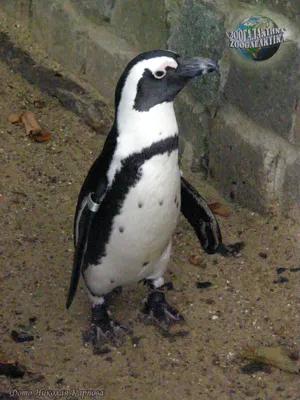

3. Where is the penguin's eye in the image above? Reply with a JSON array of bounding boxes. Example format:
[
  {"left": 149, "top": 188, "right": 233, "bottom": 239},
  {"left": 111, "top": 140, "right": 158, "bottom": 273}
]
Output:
[{"left": 153, "top": 70, "right": 166, "bottom": 79}]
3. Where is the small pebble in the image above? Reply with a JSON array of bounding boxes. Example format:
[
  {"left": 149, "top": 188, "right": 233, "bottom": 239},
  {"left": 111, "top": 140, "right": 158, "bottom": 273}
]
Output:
[
  {"left": 290, "top": 267, "right": 300, "bottom": 272},
  {"left": 11, "top": 330, "right": 34, "bottom": 343},
  {"left": 277, "top": 267, "right": 286, "bottom": 275},
  {"left": 196, "top": 281, "right": 213, "bottom": 289},
  {"left": 259, "top": 252, "right": 267, "bottom": 259},
  {"left": 130, "top": 336, "right": 141, "bottom": 346},
  {"left": 273, "top": 276, "right": 289, "bottom": 284},
  {"left": 93, "top": 347, "right": 111, "bottom": 355},
  {"left": 241, "top": 362, "right": 271, "bottom": 374},
  {"left": 212, "top": 315, "right": 219, "bottom": 320}
]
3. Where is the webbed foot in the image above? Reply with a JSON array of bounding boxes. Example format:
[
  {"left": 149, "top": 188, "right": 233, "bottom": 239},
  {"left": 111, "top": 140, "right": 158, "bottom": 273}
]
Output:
[
  {"left": 216, "top": 241, "right": 245, "bottom": 257},
  {"left": 139, "top": 289, "right": 186, "bottom": 336},
  {"left": 83, "top": 304, "right": 132, "bottom": 354}
]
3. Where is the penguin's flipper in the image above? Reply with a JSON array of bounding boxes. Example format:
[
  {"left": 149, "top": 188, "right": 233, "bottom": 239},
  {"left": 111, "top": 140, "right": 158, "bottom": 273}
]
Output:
[
  {"left": 66, "top": 186, "right": 106, "bottom": 310},
  {"left": 180, "top": 176, "right": 244, "bottom": 255},
  {"left": 180, "top": 176, "right": 222, "bottom": 254}
]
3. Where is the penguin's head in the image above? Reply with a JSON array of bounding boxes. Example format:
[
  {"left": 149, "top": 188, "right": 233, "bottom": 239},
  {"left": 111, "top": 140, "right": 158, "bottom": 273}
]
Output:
[{"left": 115, "top": 50, "right": 218, "bottom": 113}]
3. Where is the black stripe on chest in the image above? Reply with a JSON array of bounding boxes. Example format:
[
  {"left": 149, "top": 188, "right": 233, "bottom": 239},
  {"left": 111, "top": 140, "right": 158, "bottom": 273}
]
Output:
[{"left": 84, "top": 135, "right": 179, "bottom": 267}]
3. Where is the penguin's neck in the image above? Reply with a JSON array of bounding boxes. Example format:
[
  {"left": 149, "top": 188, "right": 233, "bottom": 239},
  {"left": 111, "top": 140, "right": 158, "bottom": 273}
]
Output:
[
  {"left": 106, "top": 101, "right": 179, "bottom": 185},
  {"left": 115, "top": 101, "right": 178, "bottom": 157}
]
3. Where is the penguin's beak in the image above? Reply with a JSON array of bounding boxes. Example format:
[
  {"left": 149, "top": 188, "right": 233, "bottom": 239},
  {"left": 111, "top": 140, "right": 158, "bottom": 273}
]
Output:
[{"left": 176, "top": 57, "right": 219, "bottom": 78}]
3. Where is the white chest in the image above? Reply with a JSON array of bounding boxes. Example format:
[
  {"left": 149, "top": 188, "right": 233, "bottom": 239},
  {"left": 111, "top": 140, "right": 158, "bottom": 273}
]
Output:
[
  {"left": 84, "top": 149, "right": 181, "bottom": 296},
  {"left": 110, "top": 149, "right": 181, "bottom": 258}
]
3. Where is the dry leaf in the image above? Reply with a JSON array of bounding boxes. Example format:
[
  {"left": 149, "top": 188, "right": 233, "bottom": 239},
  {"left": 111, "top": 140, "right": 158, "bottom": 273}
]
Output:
[
  {"left": 21, "top": 111, "right": 42, "bottom": 136},
  {"left": 188, "top": 255, "right": 202, "bottom": 266},
  {"left": 8, "top": 113, "right": 22, "bottom": 123},
  {"left": 9, "top": 111, "right": 51, "bottom": 142},
  {"left": 0, "top": 359, "right": 26, "bottom": 378},
  {"left": 31, "top": 131, "right": 51, "bottom": 143},
  {"left": 241, "top": 346, "right": 299, "bottom": 374},
  {"left": 208, "top": 202, "right": 221, "bottom": 210},
  {"left": 208, "top": 202, "right": 229, "bottom": 217}
]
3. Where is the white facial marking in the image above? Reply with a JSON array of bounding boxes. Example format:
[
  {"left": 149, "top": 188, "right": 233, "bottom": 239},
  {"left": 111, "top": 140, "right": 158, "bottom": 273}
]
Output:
[
  {"left": 153, "top": 70, "right": 166, "bottom": 79},
  {"left": 118, "top": 56, "right": 178, "bottom": 112},
  {"left": 107, "top": 57, "right": 179, "bottom": 186}
]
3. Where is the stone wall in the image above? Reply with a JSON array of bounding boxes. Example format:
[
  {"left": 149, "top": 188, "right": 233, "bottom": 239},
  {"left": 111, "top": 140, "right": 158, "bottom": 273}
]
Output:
[{"left": 1, "top": 0, "right": 299, "bottom": 216}]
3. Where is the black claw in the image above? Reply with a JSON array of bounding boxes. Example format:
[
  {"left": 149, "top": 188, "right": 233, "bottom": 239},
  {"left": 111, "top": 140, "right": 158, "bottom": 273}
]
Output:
[
  {"left": 141, "top": 290, "right": 185, "bottom": 328},
  {"left": 91, "top": 304, "right": 111, "bottom": 328},
  {"left": 216, "top": 241, "right": 245, "bottom": 256},
  {"left": 84, "top": 304, "right": 132, "bottom": 352}
]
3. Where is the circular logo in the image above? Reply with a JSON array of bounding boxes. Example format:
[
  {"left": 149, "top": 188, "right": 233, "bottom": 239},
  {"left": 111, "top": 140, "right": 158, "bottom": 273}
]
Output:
[{"left": 228, "top": 16, "right": 285, "bottom": 61}]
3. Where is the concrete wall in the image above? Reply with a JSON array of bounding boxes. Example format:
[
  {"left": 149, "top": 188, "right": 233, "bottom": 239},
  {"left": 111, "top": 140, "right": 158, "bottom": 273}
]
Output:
[{"left": 1, "top": 0, "right": 300, "bottom": 216}]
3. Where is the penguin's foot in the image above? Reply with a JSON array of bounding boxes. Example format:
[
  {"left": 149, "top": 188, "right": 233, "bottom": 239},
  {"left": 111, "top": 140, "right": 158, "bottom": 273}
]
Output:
[
  {"left": 216, "top": 241, "right": 245, "bottom": 257},
  {"left": 83, "top": 304, "right": 132, "bottom": 353},
  {"left": 139, "top": 290, "right": 186, "bottom": 334}
]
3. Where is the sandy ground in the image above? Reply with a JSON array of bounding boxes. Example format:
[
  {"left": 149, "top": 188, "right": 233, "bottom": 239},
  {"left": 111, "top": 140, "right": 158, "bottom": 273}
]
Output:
[{"left": 0, "top": 18, "right": 300, "bottom": 400}]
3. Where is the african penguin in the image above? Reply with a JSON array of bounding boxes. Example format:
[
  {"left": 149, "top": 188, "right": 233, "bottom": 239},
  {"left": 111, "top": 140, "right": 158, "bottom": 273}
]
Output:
[{"left": 66, "top": 50, "right": 221, "bottom": 350}]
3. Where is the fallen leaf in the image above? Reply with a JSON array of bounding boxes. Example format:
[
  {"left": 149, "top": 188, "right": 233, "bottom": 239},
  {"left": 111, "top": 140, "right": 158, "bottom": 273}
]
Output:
[
  {"left": 208, "top": 202, "right": 221, "bottom": 210},
  {"left": 31, "top": 131, "right": 51, "bottom": 142},
  {"left": 8, "top": 113, "right": 22, "bottom": 123},
  {"left": 188, "top": 255, "right": 202, "bottom": 266},
  {"left": 8, "top": 111, "right": 51, "bottom": 142},
  {"left": 241, "top": 346, "right": 299, "bottom": 374},
  {"left": 0, "top": 360, "right": 26, "bottom": 378},
  {"left": 208, "top": 202, "right": 229, "bottom": 217},
  {"left": 21, "top": 111, "right": 42, "bottom": 136}
]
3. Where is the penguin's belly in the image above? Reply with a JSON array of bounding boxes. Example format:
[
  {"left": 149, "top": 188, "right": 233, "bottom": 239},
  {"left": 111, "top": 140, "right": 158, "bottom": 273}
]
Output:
[{"left": 85, "top": 150, "right": 181, "bottom": 295}]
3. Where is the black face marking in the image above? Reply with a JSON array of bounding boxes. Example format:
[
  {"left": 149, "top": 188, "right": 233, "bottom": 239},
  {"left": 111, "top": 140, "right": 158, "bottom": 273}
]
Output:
[
  {"left": 174, "top": 196, "right": 177, "bottom": 203},
  {"left": 142, "top": 261, "right": 149, "bottom": 267},
  {"left": 119, "top": 226, "right": 124, "bottom": 233},
  {"left": 83, "top": 135, "right": 179, "bottom": 266},
  {"left": 138, "top": 202, "right": 143, "bottom": 208},
  {"left": 114, "top": 50, "right": 179, "bottom": 112},
  {"left": 134, "top": 68, "right": 189, "bottom": 112},
  {"left": 110, "top": 279, "right": 115, "bottom": 284},
  {"left": 159, "top": 200, "right": 163, "bottom": 206}
]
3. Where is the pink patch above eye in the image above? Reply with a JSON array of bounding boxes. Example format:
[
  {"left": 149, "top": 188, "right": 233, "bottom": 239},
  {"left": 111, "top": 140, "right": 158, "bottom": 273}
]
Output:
[{"left": 160, "top": 60, "right": 178, "bottom": 70}]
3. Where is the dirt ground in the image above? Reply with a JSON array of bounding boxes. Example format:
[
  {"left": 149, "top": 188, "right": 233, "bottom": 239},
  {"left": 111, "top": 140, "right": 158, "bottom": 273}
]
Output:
[{"left": 0, "top": 16, "right": 300, "bottom": 400}]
